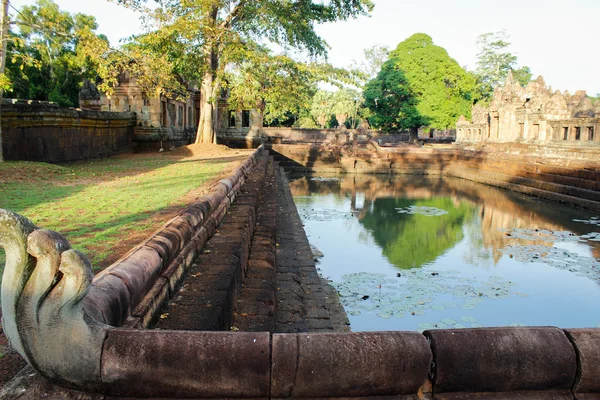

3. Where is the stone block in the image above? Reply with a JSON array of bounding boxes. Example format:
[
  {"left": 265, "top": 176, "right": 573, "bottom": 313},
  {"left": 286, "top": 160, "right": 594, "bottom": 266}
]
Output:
[
  {"left": 564, "top": 328, "right": 600, "bottom": 397},
  {"left": 131, "top": 276, "right": 170, "bottom": 328},
  {"left": 433, "top": 391, "right": 574, "bottom": 399},
  {"left": 101, "top": 331, "right": 271, "bottom": 398},
  {"left": 169, "top": 216, "right": 194, "bottom": 245},
  {"left": 145, "top": 232, "right": 179, "bottom": 267},
  {"left": 271, "top": 332, "right": 431, "bottom": 398},
  {"left": 102, "top": 246, "right": 162, "bottom": 310},
  {"left": 161, "top": 252, "right": 187, "bottom": 294},
  {"left": 179, "top": 203, "right": 204, "bottom": 230},
  {"left": 84, "top": 273, "right": 132, "bottom": 326},
  {"left": 425, "top": 327, "right": 577, "bottom": 394}
]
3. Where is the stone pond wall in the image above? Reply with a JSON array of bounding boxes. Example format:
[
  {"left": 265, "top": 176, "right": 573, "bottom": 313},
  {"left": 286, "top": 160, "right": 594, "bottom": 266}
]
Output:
[
  {"left": 270, "top": 142, "right": 600, "bottom": 212},
  {"left": 1, "top": 100, "right": 136, "bottom": 163},
  {"left": 219, "top": 127, "right": 455, "bottom": 148},
  {"left": 0, "top": 143, "right": 599, "bottom": 398}
]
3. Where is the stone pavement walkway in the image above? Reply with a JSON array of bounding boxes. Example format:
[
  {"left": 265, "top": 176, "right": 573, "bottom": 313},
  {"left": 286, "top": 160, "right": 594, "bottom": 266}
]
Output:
[{"left": 156, "top": 153, "right": 348, "bottom": 333}]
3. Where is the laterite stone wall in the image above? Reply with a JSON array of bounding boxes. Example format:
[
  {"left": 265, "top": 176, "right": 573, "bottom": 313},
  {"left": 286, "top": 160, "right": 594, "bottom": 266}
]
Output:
[{"left": 1, "top": 100, "right": 136, "bottom": 163}]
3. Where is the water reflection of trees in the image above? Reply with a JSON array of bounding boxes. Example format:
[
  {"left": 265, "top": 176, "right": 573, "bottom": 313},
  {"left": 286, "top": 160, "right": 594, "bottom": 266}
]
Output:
[
  {"left": 289, "top": 174, "right": 600, "bottom": 263},
  {"left": 360, "top": 197, "right": 474, "bottom": 269}
]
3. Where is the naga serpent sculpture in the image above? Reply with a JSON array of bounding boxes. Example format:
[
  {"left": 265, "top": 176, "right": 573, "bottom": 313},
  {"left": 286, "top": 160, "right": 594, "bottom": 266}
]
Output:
[{"left": 0, "top": 209, "right": 107, "bottom": 391}]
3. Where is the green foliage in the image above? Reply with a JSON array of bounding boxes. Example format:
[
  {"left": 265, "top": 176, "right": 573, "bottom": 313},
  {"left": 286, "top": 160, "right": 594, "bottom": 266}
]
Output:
[
  {"left": 359, "top": 197, "right": 474, "bottom": 269},
  {"left": 363, "top": 59, "right": 427, "bottom": 131},
  {"left": 114, "top": 0, "right": 373, "bottom": 142},
  {"left": 350, "top": 44, "right": 390, "bottom": 85},
  {"left": 5, "top": 0, "right": 108, "bottom": 107},
  {"left": 474, "top": 30, "right": 532, "bottom": 101},
  {"left": 225, "top": 45, "right": 317, "bottom": 127},
  {"left": 310, "top": 90, "right": 335, "bottom": 128},
  {"left": 512, "top": 66, "right": 533, "bottom": 87},
  {"left": 331, "top": 88, "right": 361, "bottom": 127},
  {"left": 387, "top": 33, "right": 476, "bottom": 129}
]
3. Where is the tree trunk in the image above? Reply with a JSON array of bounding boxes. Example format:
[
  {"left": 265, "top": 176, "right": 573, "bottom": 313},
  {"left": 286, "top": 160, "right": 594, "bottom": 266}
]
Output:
[
  {"left": 0, "top": 0, "right": 9, "bottom": 162},
  {"left": 195, "top": 10, "right": 219, "bottom": 145},
  {"left": 336, "top": 113, "right": 348, "bottom": 128},
  {"left": 254, "top": 99, "right": 265, "bottom": 130},
  {"left": 195, "top": 70, "right": 217, "bottom": 144}
]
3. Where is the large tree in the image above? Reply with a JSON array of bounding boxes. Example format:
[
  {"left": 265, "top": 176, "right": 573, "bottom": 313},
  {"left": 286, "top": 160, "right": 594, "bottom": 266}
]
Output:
[
  {"left": 5, "top": 0, "right": 107, "bottom": 107},
  {"left": 363, "top": 59, "right": 427, "bottom": 140},
  {"left": 0, "top": 0, "right": 108, "bottom": 162},
  {"left": 115, "top": 0, "right": 373, "bottom": 144},
  {"left": 331, "top": 87, "right": 361, "bottom": 128},
  {"left": 475, "top": 30, "right": 532, "bottom": 101},
  {"left": 387, "top": 33, "right": 476, "bottom": 130},
  {"left": 225, "top": 45, "right": 359, "bottom": 130}
]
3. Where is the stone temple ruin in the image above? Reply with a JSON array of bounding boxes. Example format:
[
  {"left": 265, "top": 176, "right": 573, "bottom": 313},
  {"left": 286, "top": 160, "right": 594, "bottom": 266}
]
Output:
[{"left": 457, "top": 72, "right": 600, "bottom": 144}]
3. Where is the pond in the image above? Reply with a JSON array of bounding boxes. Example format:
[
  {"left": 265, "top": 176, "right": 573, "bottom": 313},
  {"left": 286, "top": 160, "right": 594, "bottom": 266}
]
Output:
[{"left": 289, "top": 174, "right": 600, "bottom": 332}]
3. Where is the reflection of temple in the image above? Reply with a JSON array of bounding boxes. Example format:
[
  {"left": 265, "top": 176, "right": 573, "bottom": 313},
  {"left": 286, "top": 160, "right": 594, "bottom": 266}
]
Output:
[
  {"left": 289, "top": 175, "right": 600, "bottom": 263},
  {"left": 456, "top": 73, "right": 600, "bottom": 144}
]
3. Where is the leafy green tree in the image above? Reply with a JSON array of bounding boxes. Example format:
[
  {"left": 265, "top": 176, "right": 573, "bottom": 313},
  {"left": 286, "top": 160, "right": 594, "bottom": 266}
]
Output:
[
  {"left": 475, "top": 30, "right": 532, "bottom": 101},
  {"left": 387, "top": 33, "right": 476, "bottom": 130},
  {"left": 5, "top": 0, "right": 107, "bottom": 107},
  {"left": 115, "top": 0, "right": 373, "bottom": 144},
  {"left": 225, "top": 45, "right": 356, "bottom": 130},
  {"left": 363, "top": 59, "right": 427, "bottom": 140},
  {"left": 310, "top": 90, "right": 334, "bottom": 128},
  {"left": 331, "top": 88, "right": 361, "bottom": 128}
]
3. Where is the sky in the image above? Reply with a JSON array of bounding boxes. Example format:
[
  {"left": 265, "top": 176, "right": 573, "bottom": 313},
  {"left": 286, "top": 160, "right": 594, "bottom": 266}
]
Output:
[{"left": 10, "top": 0, "right": 600, "bottom": 96}]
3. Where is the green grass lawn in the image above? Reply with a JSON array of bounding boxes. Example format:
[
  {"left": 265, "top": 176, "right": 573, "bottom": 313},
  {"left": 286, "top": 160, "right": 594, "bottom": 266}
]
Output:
[{"left": 0, "top": 154, "right": 235, "bottom": 271}]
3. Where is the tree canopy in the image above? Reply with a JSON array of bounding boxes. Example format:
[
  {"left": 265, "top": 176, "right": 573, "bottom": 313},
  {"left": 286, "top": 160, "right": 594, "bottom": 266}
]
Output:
[
  {"left": 363, "top": 33, "right": 476, "bottom": 134},
  {"left": 4, "top": 0, "right": 108, "bottom": 107},
  {"left": 114, "top": 0, "right": 373, "bottom": 143},
  {"left": 363, "top": 57, "right": 427, "bottom": 133},
  {"left": 474, "top": 30, "right": 532, "bottom": 101},
  {"left": 388, "top": 33, "right": 476, "bottom": 129},
  {"left": 225, "top": 46, "right": 315, "bottom": 129}
]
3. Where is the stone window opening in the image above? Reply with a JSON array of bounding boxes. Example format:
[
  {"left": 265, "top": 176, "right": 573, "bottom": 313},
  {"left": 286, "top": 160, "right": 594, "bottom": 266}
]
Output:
[
  {"left": 168, "top": 103, "right": 176, "bottom": 127},
  {"left": 588, "top": 127, "right": 594, "bottom": 141},
  {"left": 178, "top": 105, "right": 184, "bottom": 127},
  {"left": 563, "top": 127, "right": 569, "bottom": 140},
  {"left": 518, "top": 123, "right": 524, "bottom": 139},
  {"left": 531, "top": 124, "right": 540, "bottom": 140},
  {"left": 161, "top": 101, "right": 167, "bottom": 127},
  {"left": 242, "top": 110, "right": 250, "bottom": 128},
  {"left": 575, "top": 127, "right": 581, "bottom": 141},
  {"left": 228, "top": 110, "right": 236, "bottom": 128}
]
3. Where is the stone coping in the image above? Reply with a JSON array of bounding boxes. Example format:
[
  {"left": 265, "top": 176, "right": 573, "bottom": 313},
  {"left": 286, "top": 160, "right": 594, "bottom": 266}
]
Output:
[{"left": 1, "top": 145, "right": 599, "bottom": 398}]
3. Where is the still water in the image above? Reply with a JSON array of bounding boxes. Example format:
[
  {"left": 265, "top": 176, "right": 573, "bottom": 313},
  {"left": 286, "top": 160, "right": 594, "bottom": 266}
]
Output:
[{"left": 289, "top": 174, "right": 600, "bottom": 332}]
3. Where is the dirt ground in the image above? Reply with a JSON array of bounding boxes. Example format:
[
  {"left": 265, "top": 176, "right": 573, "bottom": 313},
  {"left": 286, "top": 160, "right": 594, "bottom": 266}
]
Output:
[{"left": 0, "top": 143, "right": 253, "bottom": 390}]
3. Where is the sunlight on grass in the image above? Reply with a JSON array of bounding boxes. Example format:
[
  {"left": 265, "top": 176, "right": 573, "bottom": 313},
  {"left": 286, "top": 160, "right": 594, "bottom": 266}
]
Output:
[{"left": 0, "top": 156, "right": 230, "bottom": 271}]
